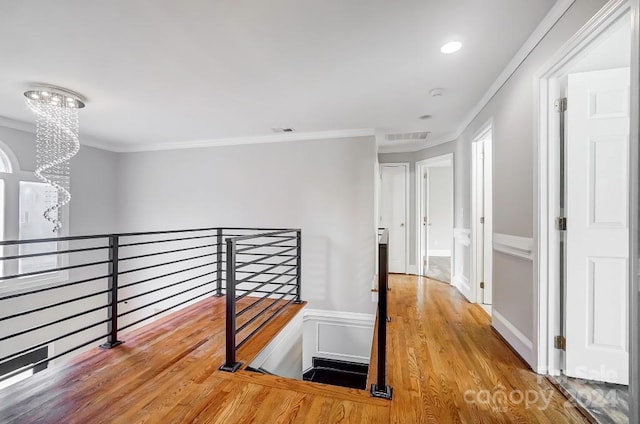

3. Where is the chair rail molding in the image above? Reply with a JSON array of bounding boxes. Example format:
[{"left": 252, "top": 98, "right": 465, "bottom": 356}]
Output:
[{"left": 493, "top": 233, "right": 534, "bottom": 261}]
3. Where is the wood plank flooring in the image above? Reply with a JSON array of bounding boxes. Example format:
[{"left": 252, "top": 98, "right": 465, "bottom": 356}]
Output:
[{"left": 0, "top": 275, "right": 590, "bottom": 423}]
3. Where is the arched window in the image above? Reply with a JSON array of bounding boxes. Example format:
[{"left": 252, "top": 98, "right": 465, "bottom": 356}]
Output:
[
  {"left": 0, "top": 147, "right": 13, "bottom": 173},
  {"left": 0, "top": 141, "right": 68, "bottom": 293}
]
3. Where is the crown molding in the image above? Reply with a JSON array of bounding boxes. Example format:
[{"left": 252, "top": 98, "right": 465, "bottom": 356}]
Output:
[
  {"left": 0, "top": 116, "right": 119, "bottom": 152},
  {"left": 453, "top": 0, "right": 576, "bottom": 140},
  {"left": 112, "top": 128, "right": 376, "bottom": 153},
  {"left": 377, "top": 132, "right": 456, "bottom": 154}
]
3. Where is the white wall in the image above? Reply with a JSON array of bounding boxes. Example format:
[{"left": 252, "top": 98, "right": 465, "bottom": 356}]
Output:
[
  {"left": 115, "top": 136, "right": 378, "bottom": 315},
  {"left": 426, "top": 166, "right": 453, "bottom": 255}
]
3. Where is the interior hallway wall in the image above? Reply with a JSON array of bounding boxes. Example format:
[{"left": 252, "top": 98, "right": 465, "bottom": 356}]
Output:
[
  {"left": 115, "top": 136, "right": 377, "bottom": 315},
  {"left": 380, "top": 0, "right": 609, "bottom": 367}
]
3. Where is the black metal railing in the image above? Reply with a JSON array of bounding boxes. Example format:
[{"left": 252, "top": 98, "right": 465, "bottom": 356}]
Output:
[
  {"left": 219, "top": 229, "right": 302, "bottom": 372},
  {"left": 0, "top": 227, "right": 301, "bottom": 384},
  {"left": 370, "top": 228, "right": 392, "bottom": 399}
]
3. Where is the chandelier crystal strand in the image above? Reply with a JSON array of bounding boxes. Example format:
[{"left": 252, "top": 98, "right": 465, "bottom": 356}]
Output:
[{"left": 25, "top": 94, "right": 81, "bottom": 232}]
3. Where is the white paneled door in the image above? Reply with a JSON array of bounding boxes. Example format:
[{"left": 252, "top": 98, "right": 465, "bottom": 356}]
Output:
[
  {"left": 380, "top": 165, "right": 407, "bottom": 273},
  {"left": 565, "top": 68, "right": 630, "bottom": 385}
]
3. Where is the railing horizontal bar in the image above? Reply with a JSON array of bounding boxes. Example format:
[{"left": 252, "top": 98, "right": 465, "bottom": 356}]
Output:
[
  {"left": 0, "top": 259, "right": 111, "bottom": 281},
  {"left": 118, "top": 270, "right": 216, "bottom": 303},
  {"left": 118, "top": 261, "right": 216, "bottom": 289},
  {"left": 0, "top": 234, "right": 111, "bottom": 246},
  {"left": 235, "top": 286, "right": 297, "bottom": 334},
  {"left": 118, "top": 289, "right": 215, "bottom": 331},
  {"left": 119, "top": 242, "right": 218, "bottom": 262},
  {"left": 236, "top": 276, "right": 297, "bottom": 316},
  {"left": 0, "top": 227, "right": 298, "bottom": 247},
  {"left": 236, "top": 260, "right": 298, "bottom": 267},
  {"left": 235, "top": 273, "right": 296, "bottom": 301},
  {"left": 220, "top": 227, "right": 297, "bottom": 232},
  {"left": 235, "top": 257, "right": 297, "bottom": 284},
  {"left": 0, "top": 318, "right": 111, "bottom": 364},
  {"left": 0, "top": 289, "right": 110, "bottom": 322},
  {"left": 0, "top": 245, "right": 109, "bottom": 261},
  {"left": 236, "top": 295, "right": 296, "bottom": 349},
  {"left": 221, "top": 234, "right": 296, "bottom": 239},
  {"left": 116, "top": 227, "right": 219, "bottom": 238},
  {"left": 118, "top": 253, "right": 217, "bottom": 275},
  {"left": 229, "top": 270, "right": 297, "bottom": 277},
  {"left": 119, "top": 234, "right": 217, "bottom": 248},
  {"left": 0, "top": 274, "right": 111, "bottom": 301},
  {"left": 220, "top": 251, "right": 297, "bottom": 258},
  {"left": 0, "top": 303, "right": 110, "bottom": 342},
  {"left": 224, "top": 229, "right": 297, "bottom": 243},
  {"left": 236, "top": 288, "right": 298, "bottom": 296},
  {"left": 118, "top": 279, "right": 215, "bottom": 318},
  {"left": 0, "top": 332, "right": 111, "bottom": 384},
  {"left": 235, "top": 247, "right": 298, "bottom": 270},
  {"left": 235, "top": 237, "right": 297, "bottom": 253}
]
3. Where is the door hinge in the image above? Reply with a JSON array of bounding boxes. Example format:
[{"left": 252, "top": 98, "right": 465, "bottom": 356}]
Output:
[
  {"left": 480, "top": 217, "right": 485, "bottom": 224},
  {"left": 555, "top": 217, "right": 567, "bottom": 231},
  {"left": 554, "top": 98, "right": 567, "bottom": 113},
  {"left": 480, "top": 282, "right": 485, "bottom": 289},
  {"left": 554, "top": 335, "right": 566, "bottom": 350}
]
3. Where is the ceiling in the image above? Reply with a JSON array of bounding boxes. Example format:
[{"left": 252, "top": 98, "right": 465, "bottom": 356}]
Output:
[{"left": 0, "top": 0, "right": 557, "bottom": 153}]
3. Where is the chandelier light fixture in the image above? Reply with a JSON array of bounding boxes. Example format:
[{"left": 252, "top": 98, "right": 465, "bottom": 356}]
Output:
[{"left": 24, "top": 85, "right": 85, "bottom": 232}]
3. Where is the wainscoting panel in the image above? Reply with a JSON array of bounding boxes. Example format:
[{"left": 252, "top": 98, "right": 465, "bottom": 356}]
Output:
[
  {"left": 302, "top": 309, "right": 375, "bottom": 371},
  {"left": 453, "top": 228, "right": 472, "bottom": 300}
]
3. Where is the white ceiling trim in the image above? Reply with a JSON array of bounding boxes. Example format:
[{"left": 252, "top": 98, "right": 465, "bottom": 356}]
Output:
[
  {"left": 453, "top": 0, "right": 576, "bottom": 140},
  {"left": 113, "top": 128, "right": 376, "bottom": 153},
  {"left": 0, "top": 116, "right": 115, "bottom": 151}
]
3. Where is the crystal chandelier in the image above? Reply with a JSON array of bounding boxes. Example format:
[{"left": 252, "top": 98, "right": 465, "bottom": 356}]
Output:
[{"left": 24, "top": 86, "right": 85, "bottom": 232}]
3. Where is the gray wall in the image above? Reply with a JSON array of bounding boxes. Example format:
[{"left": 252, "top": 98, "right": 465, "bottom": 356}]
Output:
[
  {"left": 380, "top": 0, "right": 609, "bottom": 362},
  {"left": 0, "top": 125, "right": 118, "bottom": 235},
  {"left": 115, "top": 137, "right": 377, "bottom": 315}
]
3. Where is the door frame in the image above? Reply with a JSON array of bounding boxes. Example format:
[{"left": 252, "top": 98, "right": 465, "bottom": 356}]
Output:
[
  {"left": 535, "top": 2, "right": 638, "bottom": 418},
  {"left": 416, "top": 154, "right": 455, "bottom": 277},
  {"left": 470, "top": 120, "right": 493, "bottom": 304},
  {"left": 379, "top": 162, "right": 410, "bottom": 274}
]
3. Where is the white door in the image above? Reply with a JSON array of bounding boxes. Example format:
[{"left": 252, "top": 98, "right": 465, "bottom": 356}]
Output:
[
  {"left": 423, "top": 172, "right": 429, "bottom": 274},
  {"left": 482, "top": 137, "right": 493, "bottom": 305},
  {"left": 472, "top": 136, "right": 492, "bottom": 305},
  {"left": 380, "top": 165, "right": 407, "bottom": 273},
  {"left": 565, "top": 68, "right": 630, "bottom": 385}
]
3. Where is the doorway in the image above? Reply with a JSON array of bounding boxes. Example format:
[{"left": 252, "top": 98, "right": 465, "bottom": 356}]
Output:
[
  {"left": 379, "top": 163, "right": 409, "bottom": 273},
  {"left": 471, "top": 123, "right": 493, "bottom": 313},
  {"left": 537, "top": 4, "right": 633, "bottom": 422},
  {"left": 416, "top": 155, "right": 454, "bottom": 283}
]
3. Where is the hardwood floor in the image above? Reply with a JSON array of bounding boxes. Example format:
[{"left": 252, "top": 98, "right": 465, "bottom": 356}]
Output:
[{"left": 0, "top": 276, "right": 590, "bottom": 423}]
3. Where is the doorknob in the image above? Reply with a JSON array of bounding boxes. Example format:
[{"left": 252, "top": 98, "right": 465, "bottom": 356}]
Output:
[{"left": 400, "top": 223, "right": 405, "bottom": 227}]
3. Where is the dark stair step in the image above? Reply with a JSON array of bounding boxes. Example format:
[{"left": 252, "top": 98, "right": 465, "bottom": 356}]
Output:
[
  {"left": 303, "top": 358, "right": 369, "bottom": 390},
  {"left": 311, "top": 357, "right": 369, "bottom": 375}
]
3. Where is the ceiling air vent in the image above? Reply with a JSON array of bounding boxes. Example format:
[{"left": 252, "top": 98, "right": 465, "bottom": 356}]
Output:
[{"left": 385, "top": 131, "right": 430, "bottom": 142}]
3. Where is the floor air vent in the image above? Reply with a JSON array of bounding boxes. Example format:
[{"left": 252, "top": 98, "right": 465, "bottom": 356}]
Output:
[{"left": 302, "top": 357, "right": 368, "bottom": 390}]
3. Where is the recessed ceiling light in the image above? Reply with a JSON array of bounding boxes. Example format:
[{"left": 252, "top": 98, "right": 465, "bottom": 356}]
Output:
[
  {"left": 440, "top": 41, "right": 462, "bottom": 54},
  {"left": 419, "top": 114, "right": 432, "bottom": 120},
  {"left": 429, "top": 88, "right": 444, "bottom": 97}
]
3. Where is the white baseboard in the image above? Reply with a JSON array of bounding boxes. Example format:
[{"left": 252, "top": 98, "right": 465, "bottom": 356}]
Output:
[
  {"left": 453, "top": 273, "right": 472, "bottom": 301},
  {"left": 492, "top": 310, "right": 534, "bottom": 368},
  {"left": 303, "top": 309, "right": 375, "bottom": 370},
  {"left": 407, "top": 264, "right": 418, "bottom": 275}
]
